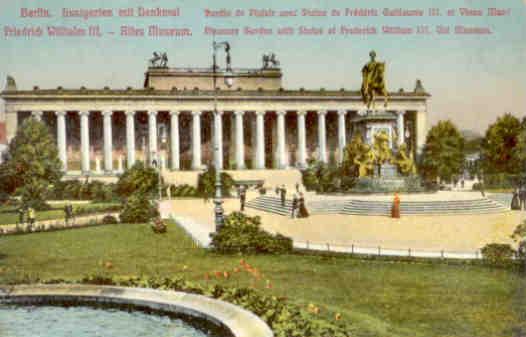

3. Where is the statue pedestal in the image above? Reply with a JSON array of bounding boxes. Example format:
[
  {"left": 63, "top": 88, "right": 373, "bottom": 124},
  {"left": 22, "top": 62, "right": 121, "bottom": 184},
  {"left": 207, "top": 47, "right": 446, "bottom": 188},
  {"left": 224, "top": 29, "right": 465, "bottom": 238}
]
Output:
[{"left": 379, "top": 163, "right": 398, "bottom": 178}]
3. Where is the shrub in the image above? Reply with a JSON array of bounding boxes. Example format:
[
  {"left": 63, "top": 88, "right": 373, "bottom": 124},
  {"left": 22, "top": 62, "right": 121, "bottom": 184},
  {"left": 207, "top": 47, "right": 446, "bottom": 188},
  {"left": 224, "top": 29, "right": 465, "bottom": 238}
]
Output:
[
  {"left": 151, "top": 217, "right": 167, "bottom": 233},
  {"left": 197, "top": 167, "right": 234, "bottom": 199},
  {"left": 101, "top": 215, "right": 119, "bottom": 225},
  {"left": 119, "top": 193, "right": 159, "bottom": 223},
  {"left": 210, "top": 212, "right": 293, "bottom": 254},
  {"left": 169, "top": 184, "right": 198, "bottom": 198},
  {"left": 116, "top": 162, "right": 159, "bottom": 199},
  {"left": 481, "top": 243, "right": 515, "bottom": 266}
]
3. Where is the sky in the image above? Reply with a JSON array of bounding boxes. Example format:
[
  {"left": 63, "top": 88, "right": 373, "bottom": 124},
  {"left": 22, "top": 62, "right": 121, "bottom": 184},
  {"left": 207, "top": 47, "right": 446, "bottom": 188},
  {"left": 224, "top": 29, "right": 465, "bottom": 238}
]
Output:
[{"left": 0, "top": 0, "right": 525, "bottom": 134}]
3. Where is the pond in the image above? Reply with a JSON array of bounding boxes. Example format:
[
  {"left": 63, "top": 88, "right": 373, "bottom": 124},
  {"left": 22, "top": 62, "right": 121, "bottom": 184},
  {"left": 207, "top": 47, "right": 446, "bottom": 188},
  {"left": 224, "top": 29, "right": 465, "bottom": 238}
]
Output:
[{"left": 0, "top": 305, "right": 210, "bottom": 337}]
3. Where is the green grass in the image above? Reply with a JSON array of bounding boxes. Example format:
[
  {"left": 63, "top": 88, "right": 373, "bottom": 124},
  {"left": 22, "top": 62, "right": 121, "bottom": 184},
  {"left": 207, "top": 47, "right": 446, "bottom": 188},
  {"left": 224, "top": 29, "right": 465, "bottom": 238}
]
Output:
[
  {"left": 0, "top": 202, "right": 120, "bottom": 225},
  {"left": 0, "top": 222, "right": 525, "bottom": 337}
]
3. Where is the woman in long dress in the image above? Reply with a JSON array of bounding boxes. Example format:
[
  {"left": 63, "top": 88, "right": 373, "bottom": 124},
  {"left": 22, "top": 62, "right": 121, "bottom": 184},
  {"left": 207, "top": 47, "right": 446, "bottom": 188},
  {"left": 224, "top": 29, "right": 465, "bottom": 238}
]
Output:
[
  {"left": 391, "top": 193, "right": 401, "bottom": 218},
  {"left": 298, "top": 193, "right": 309, "bottom": 218}
]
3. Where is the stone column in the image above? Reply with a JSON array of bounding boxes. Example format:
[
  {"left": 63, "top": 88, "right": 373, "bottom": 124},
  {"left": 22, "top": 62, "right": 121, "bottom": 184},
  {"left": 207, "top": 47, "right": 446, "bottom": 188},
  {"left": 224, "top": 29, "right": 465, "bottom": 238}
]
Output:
[
  {"left": 416, "top": 110, "right": 427, "bottom": 156},
  {"left": 276, "top": 111, "right": 287, "bottom": 169},
  {"left": 318, "top": 111, "right": 328, "bottom": 164},
  {"left": 191, "top": 111, "right": 202, "bottom": 170},
  {"left": 55, "top": 111, "right": 67, "bottom": 171},
  {"left": 102, "top": 111, "right": 113, "bottom": 172},
  {"left": 125, "top": 111, "right": 136, "bottom": 169},
  {"left": 397, "top": 111, "right": 405, "bottom": 146},
  {"left": 32, "top": 111, "right": 43, "bottom": 121},
  {"left": 297, "top": 111, "right": 307, "bottom": 168},
  {"left": 170, "top": 111, "right": 180, "bottom": 170},
  {"left": 255, "top": 111, "right": 266, "bottom": 169},
  {"left": 78, "top": 111, "right": 90, "bottom": 174},
  {"left": 234, "top": 111, "right": 245, "bottom": 169},
  {"left": 337, "top": 110, "right": 347, "bottom": 164},
  {"left": 148, "top": 111, "right": 158, "bottom": 166},
  {"left": 214, "top": 111, "right": 224, "bottom": 170}
]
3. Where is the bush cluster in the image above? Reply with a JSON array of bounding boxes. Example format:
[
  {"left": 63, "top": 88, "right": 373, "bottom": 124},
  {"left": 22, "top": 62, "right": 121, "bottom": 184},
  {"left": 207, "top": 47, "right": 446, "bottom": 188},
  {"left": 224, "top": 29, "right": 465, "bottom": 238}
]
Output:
[
  {"left": 210, "top": 212, "right": 293, "bottom": 254},
  {"left": 46, "top": 275, "right": 351, "bottom": 337},
  {"left": 169, "top": 184, "right": 198, "bottom": 198},
  {"left": 50, "top": 180, "right": 117, "bottom": 202},
  {"left": 119, "top": 193, "right": 159, "bottom": 224},
  {"left": 481, "top": 243, "right": 516, "bottom": 266}
]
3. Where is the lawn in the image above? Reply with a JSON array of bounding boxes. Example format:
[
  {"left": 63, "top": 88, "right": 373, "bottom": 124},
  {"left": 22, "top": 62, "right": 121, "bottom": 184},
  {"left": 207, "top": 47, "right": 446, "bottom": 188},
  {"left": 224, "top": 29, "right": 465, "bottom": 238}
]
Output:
[
  {"left": 0, "top": 222, "right": 525, "bottom": 337},
  {"left": 0, "top": 202, "right": 120, "bottom": 225}
]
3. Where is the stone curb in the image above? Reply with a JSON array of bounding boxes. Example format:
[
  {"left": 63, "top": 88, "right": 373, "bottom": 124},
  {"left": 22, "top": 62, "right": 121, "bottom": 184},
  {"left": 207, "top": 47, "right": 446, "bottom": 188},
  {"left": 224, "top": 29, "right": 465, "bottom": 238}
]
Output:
[{"left": 0, "top": 284, "right": 273, "bottom": 337}]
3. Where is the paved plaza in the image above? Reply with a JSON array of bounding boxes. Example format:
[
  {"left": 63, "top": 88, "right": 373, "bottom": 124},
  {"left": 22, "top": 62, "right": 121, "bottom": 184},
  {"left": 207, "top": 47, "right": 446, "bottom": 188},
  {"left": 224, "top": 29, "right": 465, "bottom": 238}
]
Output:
[{"left": 164, "top": 193, "right": 525, "bottom": 253}]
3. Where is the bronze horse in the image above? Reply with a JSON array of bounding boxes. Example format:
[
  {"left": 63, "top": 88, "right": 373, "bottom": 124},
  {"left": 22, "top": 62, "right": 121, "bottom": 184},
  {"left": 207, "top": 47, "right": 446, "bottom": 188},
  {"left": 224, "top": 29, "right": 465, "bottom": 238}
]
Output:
[{"left": 361, "top": 62, "right": 389, "bottom": 109}]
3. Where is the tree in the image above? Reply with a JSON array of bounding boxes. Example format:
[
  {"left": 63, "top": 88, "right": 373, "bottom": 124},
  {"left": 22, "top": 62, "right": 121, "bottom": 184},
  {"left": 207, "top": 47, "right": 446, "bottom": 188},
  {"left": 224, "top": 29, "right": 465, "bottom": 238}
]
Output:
[
  {"left": 0, "top": 118, "right": 63, "bottom": 209},
  {"left": 115, "top": 161, "right": 159, "bottom": 199},
  {"left": 420, "top": 120, "right": 465, "bottom": 183},
  {"left": 514, "top": 117, "right": 526, "bottom": 178},
  {"left": 481, "top": 114, "right": 522, "bottom": 175}
]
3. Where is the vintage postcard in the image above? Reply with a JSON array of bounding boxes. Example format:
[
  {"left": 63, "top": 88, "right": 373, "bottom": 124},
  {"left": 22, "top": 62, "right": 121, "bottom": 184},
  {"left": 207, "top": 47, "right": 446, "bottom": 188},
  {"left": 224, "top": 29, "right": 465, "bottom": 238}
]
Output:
[{"left": 0, "top": 1, "right": 525, "bottom": 336}]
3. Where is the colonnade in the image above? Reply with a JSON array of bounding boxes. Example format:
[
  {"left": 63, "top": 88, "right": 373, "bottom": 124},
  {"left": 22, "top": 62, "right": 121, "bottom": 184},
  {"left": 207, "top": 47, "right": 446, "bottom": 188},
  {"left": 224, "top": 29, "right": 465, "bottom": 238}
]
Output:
[{"left": 29, "top": 109, "right": 406, "bottom": 174}]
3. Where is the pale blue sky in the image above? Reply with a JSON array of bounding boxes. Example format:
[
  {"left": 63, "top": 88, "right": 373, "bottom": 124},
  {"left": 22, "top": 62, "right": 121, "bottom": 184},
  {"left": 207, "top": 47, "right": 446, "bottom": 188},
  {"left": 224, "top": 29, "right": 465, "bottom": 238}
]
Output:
[{"left": 1, "top": 0, "right": 525, "bottom": 133}]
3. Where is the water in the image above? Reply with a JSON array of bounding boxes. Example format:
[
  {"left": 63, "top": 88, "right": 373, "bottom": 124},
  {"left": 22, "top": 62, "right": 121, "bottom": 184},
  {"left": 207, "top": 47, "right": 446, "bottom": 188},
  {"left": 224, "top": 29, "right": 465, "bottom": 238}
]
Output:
[{"left": 0, "top": 305, "right": 210, "bottom": 337}]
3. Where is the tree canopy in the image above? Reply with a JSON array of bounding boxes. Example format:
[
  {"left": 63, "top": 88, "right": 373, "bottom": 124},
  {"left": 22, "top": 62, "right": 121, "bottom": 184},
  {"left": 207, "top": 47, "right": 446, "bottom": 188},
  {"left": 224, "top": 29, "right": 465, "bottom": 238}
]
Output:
[
  {"left": 420, "top": 120, "right": 465, "bottom": 183},
  {"left": 0, "top": 118, "right": 63, "bottom": 209},
  {"left": 481, "top": 114, "right": 523, "bottom": 175}
]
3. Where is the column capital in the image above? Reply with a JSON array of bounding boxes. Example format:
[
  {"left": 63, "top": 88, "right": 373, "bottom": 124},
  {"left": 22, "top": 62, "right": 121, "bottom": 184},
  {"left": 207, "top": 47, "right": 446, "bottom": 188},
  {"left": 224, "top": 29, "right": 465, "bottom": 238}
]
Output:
[
  {"left": 125, "top": 110, "right": 136, "bottom": 117},
  {"left": 255, "top": 111, "right": 266, "bottom": 116},
  {"left": 55, "top": 111, "right": 67, "bottom": 117},
  {"left": 337, "top": 110, "right": 348, "bottom": 116},
  {"left": 169, "top": 110, "right": 180, "bottom": 116},
  {"left": 102, "top": 110, "right": 113, "bottom": 117},
  {"left": 317, "top": 110, "right": 328, "bottom": 116},
  {"left": 397, "top": 110, "right": 406, "bottom": 116},
  {"left": 32, "top": 111, "right": 43, "bottom": 117},
  {"left": 214, "top": 110, "right": 224, "bottom": 116},
  {"left": 191, "top": 110, "right": 202, "bottom": 116},
  {"left": 234, "top": 110, "right": 245, "bottom": 116},
  {"left": 297, "top": 110, "right": 307, "bottom": 116},
  {"left": 78, "top": 111, "right": 90, "bottom": 117},
  {"left": 276, "top": 110, "right": 287, "bottom": 116},
  {"left": 148, "top": 110, "right": 158, "bottom": 116}
]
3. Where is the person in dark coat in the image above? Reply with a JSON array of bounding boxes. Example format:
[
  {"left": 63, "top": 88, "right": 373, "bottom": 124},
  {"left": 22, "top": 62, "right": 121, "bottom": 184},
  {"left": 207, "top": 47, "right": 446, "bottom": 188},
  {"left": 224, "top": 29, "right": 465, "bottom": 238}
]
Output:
[
  {"left": 298, "top": 193, "right": 309, "bottom": 218},
  {"left": 291, "top": 194, "right": 298, "bottom": 218},
  {"left": 280, "top": 185, "right": 287, "bottom": 207},
  {"left": 239, "top": 185, "right": 247, "bottom": 211},
  {"left": 511, "top": 188, "right": 520, "bottom": 210}
]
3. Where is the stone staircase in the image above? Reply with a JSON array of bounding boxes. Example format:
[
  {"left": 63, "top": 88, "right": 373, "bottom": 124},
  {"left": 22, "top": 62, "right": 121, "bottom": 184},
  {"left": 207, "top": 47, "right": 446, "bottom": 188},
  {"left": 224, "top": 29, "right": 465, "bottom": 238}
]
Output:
[
  {"left": 246, "top": 196, "right": 508, "bottom": 216},
  {"left": 487, "top": 193, "right": 512, "bottom": 209}
]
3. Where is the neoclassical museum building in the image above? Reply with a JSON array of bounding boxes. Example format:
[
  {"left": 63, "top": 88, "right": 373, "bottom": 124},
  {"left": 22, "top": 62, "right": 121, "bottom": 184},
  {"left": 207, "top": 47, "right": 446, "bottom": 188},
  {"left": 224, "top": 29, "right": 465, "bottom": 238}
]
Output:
[{"left": 0, "top": 54, "right": 430, "bottom": 183}]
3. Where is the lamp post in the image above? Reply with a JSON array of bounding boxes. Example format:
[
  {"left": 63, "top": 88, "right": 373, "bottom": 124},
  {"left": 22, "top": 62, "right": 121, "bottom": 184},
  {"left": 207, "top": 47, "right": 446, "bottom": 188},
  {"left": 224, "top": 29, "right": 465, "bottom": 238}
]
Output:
[{"left": 212, "top": 38, "right": 234, "bottom": 232}]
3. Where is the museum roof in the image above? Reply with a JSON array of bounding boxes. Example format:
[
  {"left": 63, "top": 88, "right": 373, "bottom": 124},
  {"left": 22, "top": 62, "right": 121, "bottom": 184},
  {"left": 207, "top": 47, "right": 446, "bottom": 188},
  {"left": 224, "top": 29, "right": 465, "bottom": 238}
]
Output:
[{"left": 1, "top": 87, "right": 430, "bottom": 98}]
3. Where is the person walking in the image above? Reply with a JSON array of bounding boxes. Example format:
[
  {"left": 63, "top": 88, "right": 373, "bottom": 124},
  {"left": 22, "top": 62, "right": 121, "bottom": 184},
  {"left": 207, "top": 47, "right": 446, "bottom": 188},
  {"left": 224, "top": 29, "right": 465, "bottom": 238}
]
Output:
[
  {"left": 17, "top": 206, "right": 25, "bottom": 225},
  {"left": 280, "top": 185, "right": 287, "bottom": 207},
  {"left": 239, "top": 185, "right": 247, "bottom": 212},
  {"left": 391, "top": 193, "right": 401, "bottom": 218},
  {"left": 27, "top": 207, "right": 36, "bottom": 227},
  {"left": 291, "top": 194, "right": 298, "bottom": 218}
]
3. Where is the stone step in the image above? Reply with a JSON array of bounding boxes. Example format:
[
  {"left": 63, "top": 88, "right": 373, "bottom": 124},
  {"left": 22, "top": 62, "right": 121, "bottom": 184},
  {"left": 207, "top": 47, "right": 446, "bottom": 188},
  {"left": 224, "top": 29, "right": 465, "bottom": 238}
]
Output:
[{"left": 246, "top": 196, "right": 507, "bottom": 216}]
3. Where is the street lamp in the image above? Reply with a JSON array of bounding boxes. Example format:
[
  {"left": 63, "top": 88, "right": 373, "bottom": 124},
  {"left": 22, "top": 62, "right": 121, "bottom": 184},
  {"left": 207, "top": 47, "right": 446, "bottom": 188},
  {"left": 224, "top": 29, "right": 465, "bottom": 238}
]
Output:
[{"left": 212, "top": 38, "right": 234, "bottom": 232}]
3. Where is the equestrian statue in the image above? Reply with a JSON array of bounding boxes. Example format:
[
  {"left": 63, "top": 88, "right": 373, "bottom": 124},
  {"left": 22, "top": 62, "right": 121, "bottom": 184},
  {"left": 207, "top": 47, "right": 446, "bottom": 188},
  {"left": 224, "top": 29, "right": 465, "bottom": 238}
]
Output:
[{"left": 361, "top": 51, "right": 389, "bottom": 109}]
